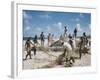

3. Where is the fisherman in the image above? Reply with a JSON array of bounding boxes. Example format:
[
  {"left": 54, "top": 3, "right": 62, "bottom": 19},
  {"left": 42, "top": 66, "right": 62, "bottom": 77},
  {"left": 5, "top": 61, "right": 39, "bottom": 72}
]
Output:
[
  {"left": 74, "top": 28, "right": 77, "bottom": 38},
  {"left": 79, "top": 32, "right": 89, "bottom": 59},
  {"left": 32, "top": 35, "right": 38, "bottom": 56},
  {"left": 68, "top": 34, "right": 73, "bottom": 48},
  {"left": 24, "top": 37, "right": 33, "bottom": 60},
  {"left": 40, "top": 32, "right": 45, "bottom": 47},
  {"left": 51, "top": 34, "right": 54, "bottom": 44},
  {"left": 82, "top": 32, "right": 88, "bottom": 47},
  {"left": 64, "top": 26, "right": 68, "bottom": 38},
  {"left": 62, "top": 40, "right": 75, "bottom": 67},
  {"left": 79, "top": 37, "right": 83, "bottom": 59},
  {"left": 47, "top": 33, "right": 51, "bottom": 46},
  {"left": 34, "top": 35, "right": 38, "bottom": 44},
  {"left": 31, "top": 43, "right": 37, "bottom": 56},
  {"left": 60, "top": 34, "right": 63, "bottom": 41}
]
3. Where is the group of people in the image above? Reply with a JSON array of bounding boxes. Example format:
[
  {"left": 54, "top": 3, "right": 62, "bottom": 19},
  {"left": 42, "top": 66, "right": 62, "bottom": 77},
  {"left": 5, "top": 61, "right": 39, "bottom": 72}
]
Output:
[
  {"left": 34, "top": 32, "right": 54, "bottom": 47},
  {"left": 78, "top": 32, "right": 90, "bottom": 59},
  {"left": 64, "top": 26, "right": 78, "bottom": 38},
  {"left": 24, "top": 37, "right": 37, "bottom": 60},
  {"left": 24, "top": 32, "right": 54, "bottom": 60},
  {"left": 24, "top": 26, "right": 89, "bottom": 60}
]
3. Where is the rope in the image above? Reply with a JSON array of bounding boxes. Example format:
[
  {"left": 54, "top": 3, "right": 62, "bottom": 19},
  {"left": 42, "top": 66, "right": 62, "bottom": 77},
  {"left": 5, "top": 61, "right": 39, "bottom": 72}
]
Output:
[{"left": 39, "top": 47, "right": 58, "bottom": 58}]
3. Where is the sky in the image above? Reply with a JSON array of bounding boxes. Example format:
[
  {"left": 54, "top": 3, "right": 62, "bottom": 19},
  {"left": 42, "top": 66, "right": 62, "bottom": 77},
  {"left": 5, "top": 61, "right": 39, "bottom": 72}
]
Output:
[{"left": 23, "top": 10, "right": 91, "bottom": 38}]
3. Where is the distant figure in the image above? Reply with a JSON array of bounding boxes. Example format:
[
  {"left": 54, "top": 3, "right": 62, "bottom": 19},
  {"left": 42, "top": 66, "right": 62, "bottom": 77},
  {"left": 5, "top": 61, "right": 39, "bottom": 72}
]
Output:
[
  {"left": 51, "top": 34, "right": 54, "bottom": 44},
  {"left": 74, "top": 28, "right": 77, "bottom": 38},
  {"left": 79, "top": 37, "right": 83, "bottom": 59},
  {"left": 68, "top": 34, "right": 72, "bottom": 39},
  {"left": 82, "top": 32, "right": 88, "bottom": 47},
  {"left": 78, "top": 33, "right": 88, "bottom": 59},
  {"left": 40, "top": 32, "right": 45, "bottom": 47},
  {"left": 64, "top": 26, "right": 68, "bottom": 38},
  {"left": 68, "top": 34, "right": 73, "bottom": 48},
  {"left": 25, "top": 37, "right": 33, "bottom": 60},
  {"left": 48, "top": 33, "right": 51, "bottom": 46},
  {"left": 33, "top": 35, "right": 38, "bottom": 56},
  {"left": 31, "top": 44, "right": 37, "bottom": 56},
  {"left": 34, "top": 35, "right": 38, "bottom": 44},
  {"left": 60, "top": 34, "right": 63, "bottom": 41}
]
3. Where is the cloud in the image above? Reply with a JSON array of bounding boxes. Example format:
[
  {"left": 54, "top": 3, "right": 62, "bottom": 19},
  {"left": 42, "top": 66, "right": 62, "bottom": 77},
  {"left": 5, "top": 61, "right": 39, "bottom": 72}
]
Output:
[
  {"left": 39, "top": 14, "right": 51, "bottom": 19},
  {"left": 25, "top": 26, "right": 31, "bottom": 31},
  {"left": 27, "top": 27, "right": 42, "bottom": 36},
  {"left": 70, "top": 18, "right": 80, "bottom": 22},
  {"left": 23, "top": 12, "right": 32, "bottom": 19},
  {"left": 58, "top": 22, "right": 63, "bottom": 30},
  {"left": 80, "top": 13, "right": 84, "bottom": 18},
  {"left": 88, "top": 24, "right": 91, "bottom": 30},
  {"left": 70, "top": 18, "right": 74, "bottom": 21},
  {"left": 76, "top": 18, "right": 80, "bottom": 22},
  {"left": 36, "top": 27, "right": 42, "bottom": 32},
  {"left": 54, "top": 22, "right": 63, "bottom": 30},
  {"left": 76, "top": 23, "right": 82, "bottom": 32},
  {"left": 46, "top": 26, "right": 51, "bottom": 32},
  {"left": 70, "top": 13, "right": 83, "bottom": 22}
]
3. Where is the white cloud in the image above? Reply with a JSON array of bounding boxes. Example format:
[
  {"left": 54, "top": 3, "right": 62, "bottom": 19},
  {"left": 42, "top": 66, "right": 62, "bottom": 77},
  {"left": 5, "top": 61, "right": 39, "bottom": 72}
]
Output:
[
  {"left": 58, "top": 22, "right": 62, "bottom": 30},
  {"left": 39, "top": 14, "right": 51, "bottom": 19},
  {"left": 32, "top": 27, "right": 42, "bottom": 36},
  {"left": 76, "top": 18, "right": 80, "bottom": 22},
  {"left": 88, "top": 24, "right": 91, "bottom": 30},
  {"left": 25, "top": 26, "right": 31, "bottom": 31},
  {"left": 70, "top": 18, "right": 74, "bottom": 21},
  {"left": 54, "top": 22, "right": 63, "bottom": 30},
  {"left": 23, "top": 12, "right": 32, "bottom": 19},
  {"left": 80, "top": 13, "right": 84, "bottom": 18},
  {"left": 70, "top": 18, "right": 80, "bottom": 22},
  {"left": 46, "top": 26, "right": 51, "bottom": 32},
  {"left": 36, "top": 27, "right": 42, "bottom": 32},
  {"left": 76, "top": 23, "right": 82, "bottom": 32}
]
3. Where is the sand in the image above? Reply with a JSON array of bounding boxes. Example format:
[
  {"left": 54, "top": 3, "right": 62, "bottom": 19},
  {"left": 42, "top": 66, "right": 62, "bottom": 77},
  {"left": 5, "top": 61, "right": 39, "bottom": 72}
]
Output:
[
  {"left": 23, "top": 50, "right": 91, "bottom": 69},
  {"left": 23, "top": 39, "right": 91, "bottom": 69}
]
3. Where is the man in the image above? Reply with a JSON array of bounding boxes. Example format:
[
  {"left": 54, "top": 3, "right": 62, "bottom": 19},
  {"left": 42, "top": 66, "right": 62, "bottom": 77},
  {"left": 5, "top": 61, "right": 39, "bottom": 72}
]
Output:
[
  {"left": 82, "top": 32, "right": 88, "bottom": 47},
  {"left": 47, "top": 33, "right": 51, "bottom": 46},
  {"left": 79, "top": 37, "right": 83, "bottom": 59},
  {"left": 31, "top": 43, "right": 37, "bottom": 56},
  {"left": 74, "top": 28, "right": 77, "bottom": 38},
  {"left": 24, "top": 37, "right": 33, "bottom": 60},
  {"left": 68, "top": 34, "right": 73, "bottom": 48},
  {"left": 40, "top": 32, "right": 45, "bottom": 47},
  {"left": 64, "top": 26, "right": 68, "bottom": 37},
  {"left": 34, "top": 35, "right": 38, "bottom": 44},
  {"left": 79, "top": 33, "right": 88, "bottom": 59}
]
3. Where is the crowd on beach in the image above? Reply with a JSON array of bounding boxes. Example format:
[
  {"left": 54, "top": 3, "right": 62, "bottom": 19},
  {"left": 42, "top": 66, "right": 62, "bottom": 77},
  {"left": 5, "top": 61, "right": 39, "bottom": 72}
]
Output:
[{"left": 24, "top": 26, "right": 90, "bottom": 66}]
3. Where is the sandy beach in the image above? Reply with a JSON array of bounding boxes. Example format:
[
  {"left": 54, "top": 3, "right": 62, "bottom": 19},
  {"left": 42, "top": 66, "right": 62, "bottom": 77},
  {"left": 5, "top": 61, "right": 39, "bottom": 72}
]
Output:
[{"left": 23, "top": 39, "right": 91, "bottom": 69}]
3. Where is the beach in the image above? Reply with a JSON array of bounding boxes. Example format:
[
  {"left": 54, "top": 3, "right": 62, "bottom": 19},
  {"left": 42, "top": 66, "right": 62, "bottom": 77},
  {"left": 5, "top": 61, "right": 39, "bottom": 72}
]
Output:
[{"left": 23, "top": 39, "right": 91, "bottom": 69}]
